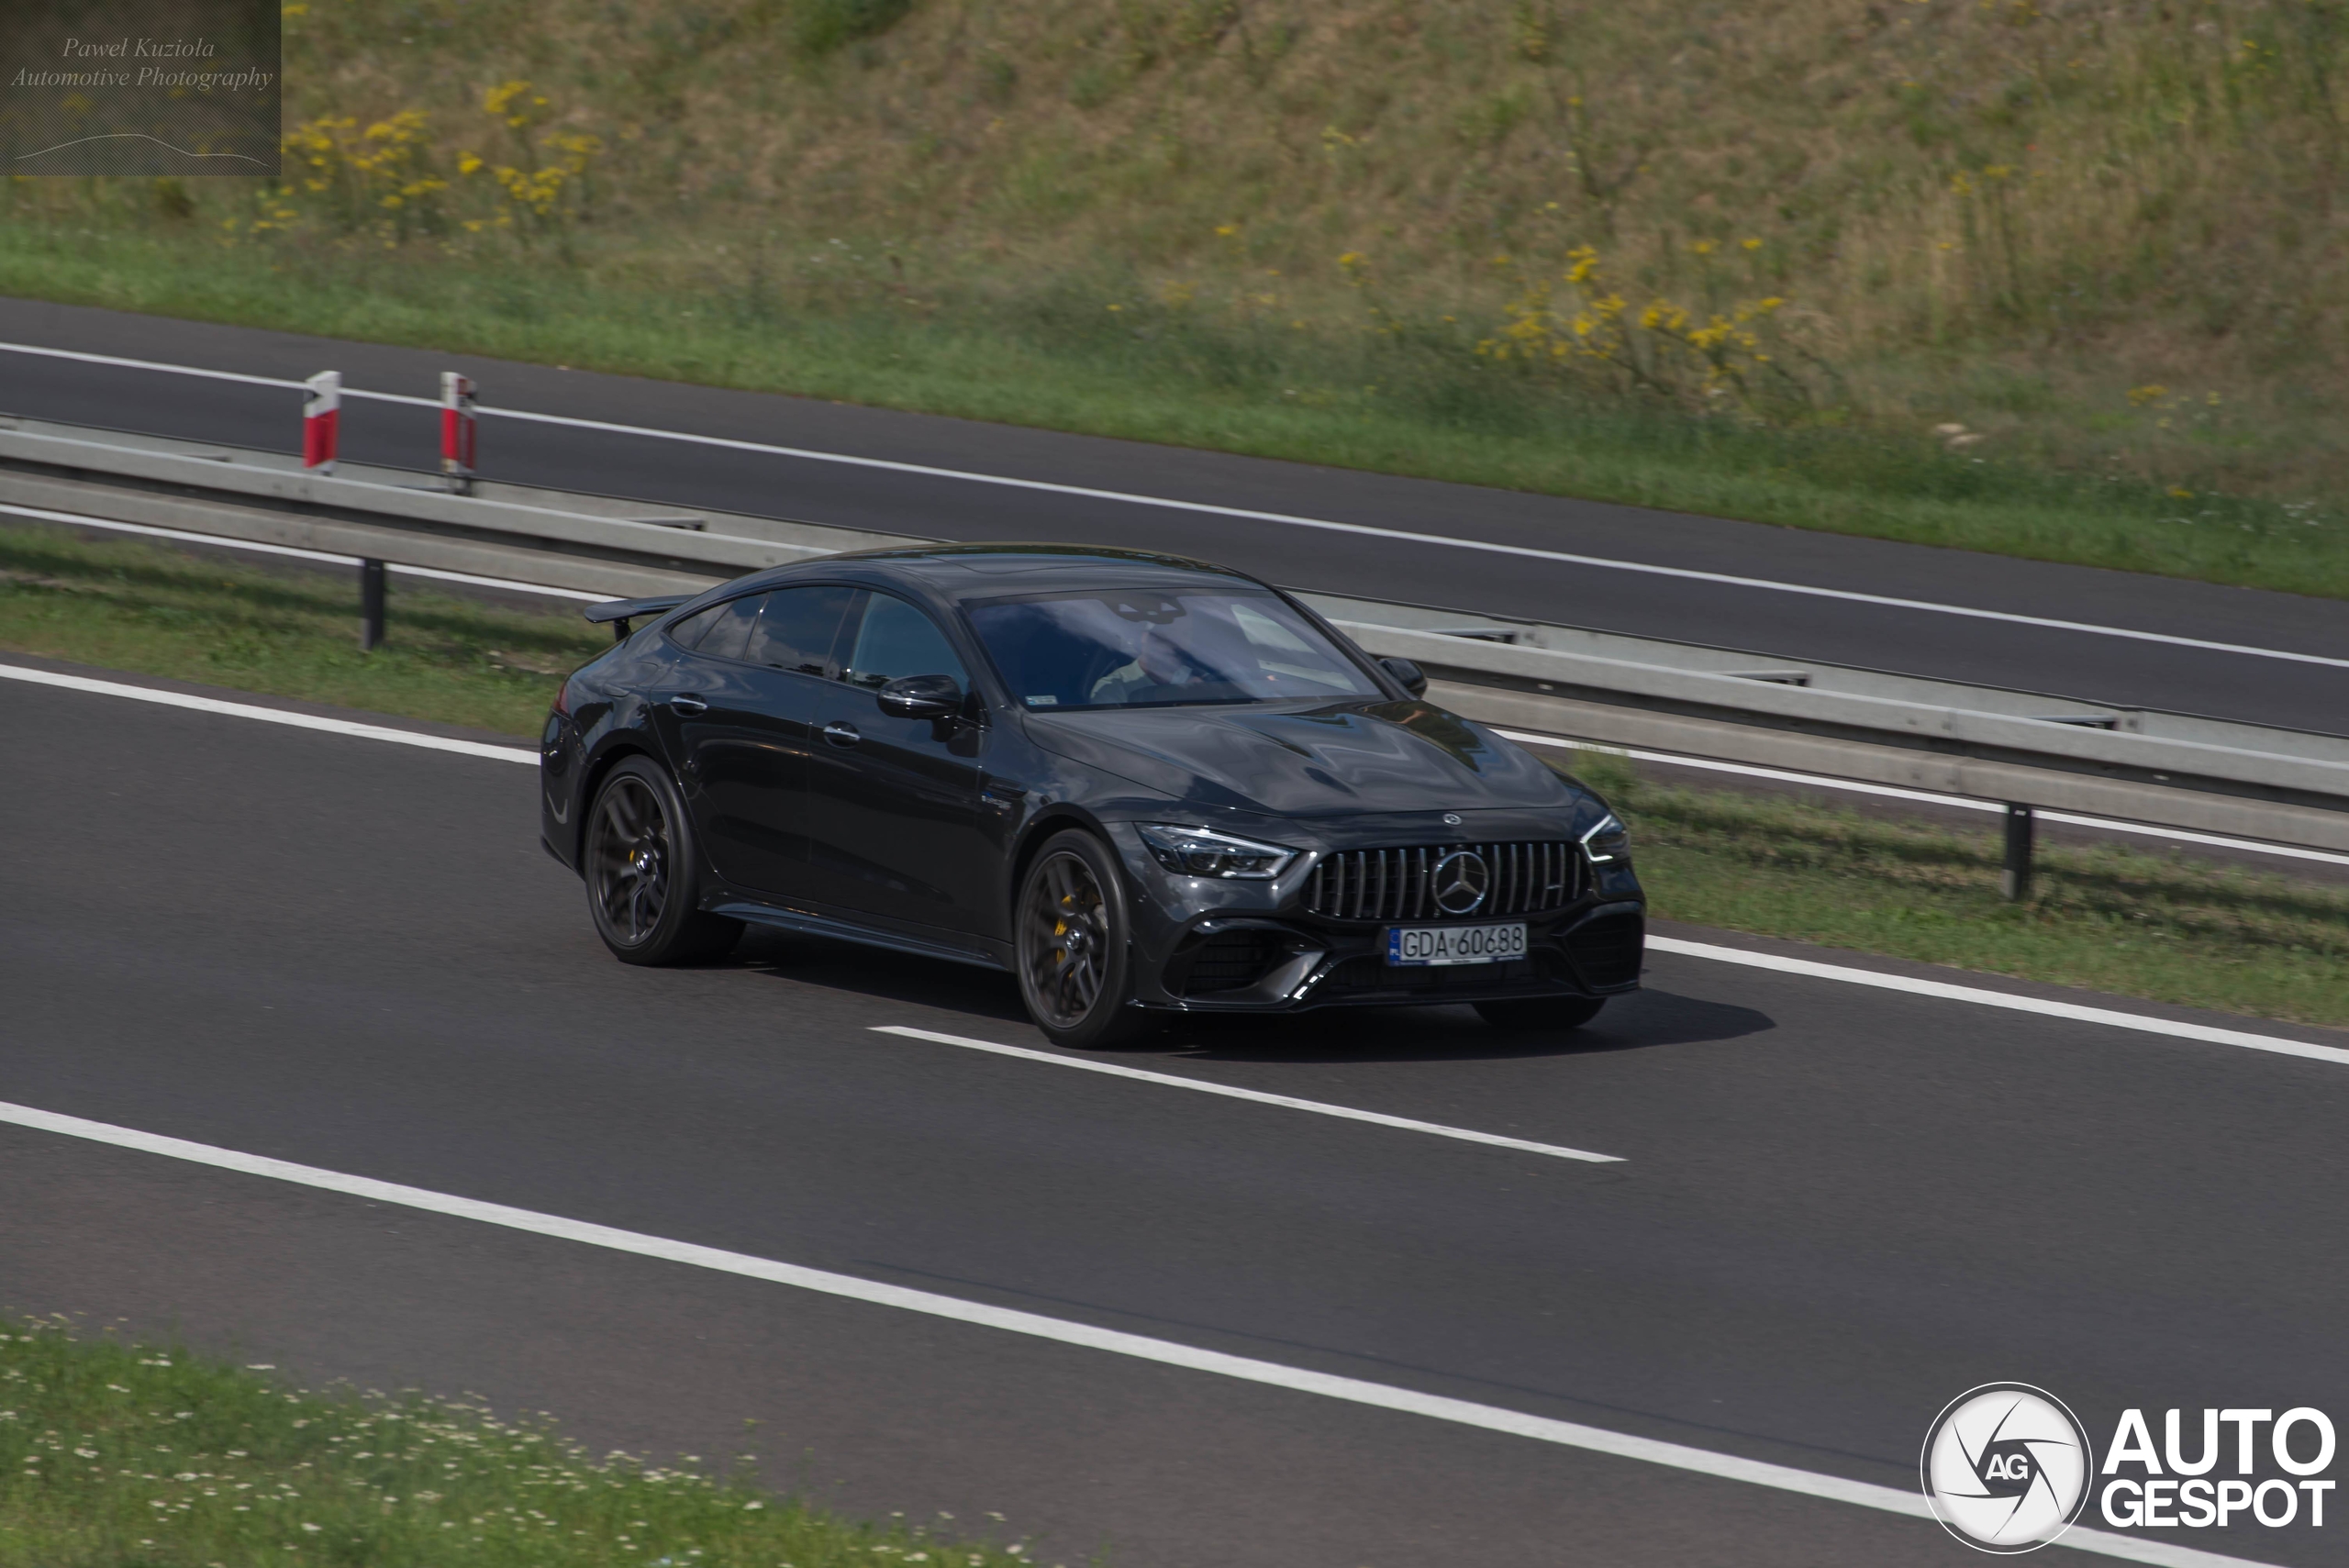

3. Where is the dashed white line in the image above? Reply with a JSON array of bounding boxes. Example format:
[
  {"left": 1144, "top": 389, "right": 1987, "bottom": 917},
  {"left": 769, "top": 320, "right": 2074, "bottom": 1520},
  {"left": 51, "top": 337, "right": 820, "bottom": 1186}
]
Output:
[
  {"left": 6, "top": 339, "right": 2344, "bottom": 671},
  {"left": 872, "top": 1023, "right": 1620, "bottom": 1162},
  {"left": 0, "top": 1095, "right": 2276, "bottom": 1567}
]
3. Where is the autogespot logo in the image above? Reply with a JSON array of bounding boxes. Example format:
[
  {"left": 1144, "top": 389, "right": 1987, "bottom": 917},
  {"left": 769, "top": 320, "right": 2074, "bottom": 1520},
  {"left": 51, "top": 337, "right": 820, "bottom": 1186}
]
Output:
[{"left": 1921, "top": 1384, "right": 2094, "bottom": 1553}]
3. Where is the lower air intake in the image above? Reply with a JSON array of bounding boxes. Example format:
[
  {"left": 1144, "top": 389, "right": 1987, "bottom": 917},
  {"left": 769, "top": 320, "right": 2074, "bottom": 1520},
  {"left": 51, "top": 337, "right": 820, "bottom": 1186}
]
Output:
[
  {"left": 1180, "top": 929, "right": 1285, "bottom": 995},
  {"left": 1566, "top": 911, "right": 1644, "bottom": 989}
]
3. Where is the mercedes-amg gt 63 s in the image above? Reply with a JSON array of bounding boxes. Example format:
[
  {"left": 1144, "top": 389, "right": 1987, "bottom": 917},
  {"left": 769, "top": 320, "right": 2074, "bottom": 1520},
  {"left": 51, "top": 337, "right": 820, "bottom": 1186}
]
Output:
[{"left": 540, "top": 545, "right": 1644, "bottom": 1048}]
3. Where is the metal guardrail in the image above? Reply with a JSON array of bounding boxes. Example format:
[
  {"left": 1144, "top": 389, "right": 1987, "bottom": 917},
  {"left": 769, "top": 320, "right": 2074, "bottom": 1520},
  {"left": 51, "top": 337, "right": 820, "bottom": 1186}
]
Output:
[
  {"left": 0, "top": 417, "right": 886, "bottom": 601},
  {"left": 1296, "top": 595, "right": 2349, "bottom": 871},
  {"left": 6, "top": 417, "right": 2346, "bottom": 879}
]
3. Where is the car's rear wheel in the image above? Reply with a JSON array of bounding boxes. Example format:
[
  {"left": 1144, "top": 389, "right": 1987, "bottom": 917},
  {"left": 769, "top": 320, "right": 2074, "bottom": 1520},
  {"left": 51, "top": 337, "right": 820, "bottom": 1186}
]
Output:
[
  {"left": 584, "top": 756, "right": 741, "bottom": 966},
  {"left": 1016, "top": 830, "right": 1154, "bottom": 1051},
  {"left": 1475, "top": 995, "right": 1606, "bottom": 1032}
]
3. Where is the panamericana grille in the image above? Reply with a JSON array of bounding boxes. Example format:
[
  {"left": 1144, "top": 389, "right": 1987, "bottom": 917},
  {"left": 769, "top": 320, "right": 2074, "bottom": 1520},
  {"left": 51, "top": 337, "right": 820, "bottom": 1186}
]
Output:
[{"left": 1301, "top": 842, "right": 1576, "bottom": 923}]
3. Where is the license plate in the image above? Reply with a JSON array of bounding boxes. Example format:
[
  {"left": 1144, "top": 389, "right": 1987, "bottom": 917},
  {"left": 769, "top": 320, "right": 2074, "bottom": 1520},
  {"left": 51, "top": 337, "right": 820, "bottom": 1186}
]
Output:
[{"left": 1385, "top": 922, "right": 1528, "bottom": 967}]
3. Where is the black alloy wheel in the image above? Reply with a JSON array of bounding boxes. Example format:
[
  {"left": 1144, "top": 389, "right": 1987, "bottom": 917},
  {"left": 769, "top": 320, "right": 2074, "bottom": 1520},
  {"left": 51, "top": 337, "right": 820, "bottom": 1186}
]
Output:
[
  {"left": 1015, "top": 829, "right": 1153, "bottom": 1050},
  {"left": 1474, "top": 995, "right": 1607, "bottom": 1033},
  {"left": 584, "top": 756, "right": 740, "bottom": 965}
]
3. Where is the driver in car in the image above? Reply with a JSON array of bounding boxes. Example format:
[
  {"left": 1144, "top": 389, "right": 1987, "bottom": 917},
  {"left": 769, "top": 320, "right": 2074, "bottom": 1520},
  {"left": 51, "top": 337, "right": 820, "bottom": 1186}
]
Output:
[{"left": 1088, "top": 621, "right": 1222, "bottom": 706}]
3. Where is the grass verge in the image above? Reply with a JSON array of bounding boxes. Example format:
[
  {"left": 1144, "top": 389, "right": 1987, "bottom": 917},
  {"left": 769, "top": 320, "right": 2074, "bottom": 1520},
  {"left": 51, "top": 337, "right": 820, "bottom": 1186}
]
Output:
[
  {"left": 6, "top": 525, "right": 2342, "bottom": 1029},
  {"left": 0, "top": 522, "right": 607, "bottom": 739},
  {"left": 1569, "top": 751, "right": 2349, "bottom": 1029},
  {"left": 8, "top": 226, "right": 2348, "bottom": 602},
  {"left": 0, "top": 1317, "right": 1035, "bottom": 1568}
]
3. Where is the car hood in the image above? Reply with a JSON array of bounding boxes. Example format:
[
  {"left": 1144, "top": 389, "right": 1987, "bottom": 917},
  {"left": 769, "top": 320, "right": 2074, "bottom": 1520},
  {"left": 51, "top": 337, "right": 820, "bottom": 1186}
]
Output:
[{"left": 1019, "top": 699, "right": 1575, "bottom": 817}]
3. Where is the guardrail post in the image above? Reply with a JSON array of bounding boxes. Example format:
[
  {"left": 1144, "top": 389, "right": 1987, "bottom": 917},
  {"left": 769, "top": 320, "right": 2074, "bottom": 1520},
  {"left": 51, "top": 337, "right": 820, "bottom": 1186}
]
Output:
[
  {"left": 2001, "top": 803, "right": 2035, "bottom": 901},
  {"left": 360, "top": 558, "right": 386, "bottom": 651},
  {"left": 440, "top": 372, "right": 476, "bottom": 495},
  {"left": 302, "top": 371, "right": 340, "bottom": 474}
]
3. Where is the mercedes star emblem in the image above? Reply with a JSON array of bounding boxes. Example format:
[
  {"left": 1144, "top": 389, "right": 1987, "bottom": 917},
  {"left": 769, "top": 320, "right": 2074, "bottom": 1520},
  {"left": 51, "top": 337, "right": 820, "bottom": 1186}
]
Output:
[{"left": 1431, "top": 849, "right": 1491, "bottom": 915}]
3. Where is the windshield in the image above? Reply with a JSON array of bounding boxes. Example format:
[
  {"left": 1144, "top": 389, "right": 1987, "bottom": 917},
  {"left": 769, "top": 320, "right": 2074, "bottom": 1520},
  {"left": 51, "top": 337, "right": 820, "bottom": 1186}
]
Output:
[{"left": 966, "top": 589, "right": 1384, "bottom": 711}]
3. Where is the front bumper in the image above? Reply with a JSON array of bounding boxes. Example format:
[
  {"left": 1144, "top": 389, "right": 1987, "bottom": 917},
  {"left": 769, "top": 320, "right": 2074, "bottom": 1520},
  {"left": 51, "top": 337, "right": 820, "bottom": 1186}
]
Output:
[
  {"left": 1139, "top": 901, "right": 1644, "bottom": 1013},
  {"left": 1108, "top": 820, "right": 1645, "bottom": 1013}
]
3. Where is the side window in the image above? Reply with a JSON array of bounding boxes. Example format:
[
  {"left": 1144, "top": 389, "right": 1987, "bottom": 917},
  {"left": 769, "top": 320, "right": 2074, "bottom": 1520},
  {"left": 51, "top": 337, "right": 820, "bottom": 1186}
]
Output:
[
  {"left": 741, "top": 584, "right": 856, "bottom": 677},
  {"left": 679, "top": 594, "right": 764, "bottom": 663},
  {"left": 665, "top": 601, "right": 725, "bottom": 651},
  {"left": 841, "top": 592, "right": 970, "bottom": 691}
]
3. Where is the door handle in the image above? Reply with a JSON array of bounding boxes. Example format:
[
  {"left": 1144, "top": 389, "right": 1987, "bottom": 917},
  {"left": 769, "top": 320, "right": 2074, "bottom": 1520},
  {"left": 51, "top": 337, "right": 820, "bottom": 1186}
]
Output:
[
  {"left": 822, "top": 721, "right": 861, "bottom": 747},
  {"left": 669, "top": 695, "right": 709, "bottom": 715}
]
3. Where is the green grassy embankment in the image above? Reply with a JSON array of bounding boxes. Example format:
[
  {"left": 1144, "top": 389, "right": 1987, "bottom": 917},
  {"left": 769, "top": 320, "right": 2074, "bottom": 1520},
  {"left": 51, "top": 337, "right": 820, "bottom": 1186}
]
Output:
[
  {"left": 6, "top": 522, "right": 2343, "bottom": 1029},
  {"left": 8, "top": 0, "right": 2349, "bottom": 595},
  {"left": 0, "top": 1318, "right": 1038, "bottom": 1568},
  {"left": 0, "top": 521, "right": 602, "bottom": 737}
]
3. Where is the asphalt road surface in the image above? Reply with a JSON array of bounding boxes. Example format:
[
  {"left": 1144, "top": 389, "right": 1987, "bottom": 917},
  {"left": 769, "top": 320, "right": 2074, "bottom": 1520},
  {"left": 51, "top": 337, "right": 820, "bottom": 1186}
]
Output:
[
  {"left": 2, "top": 296, "right": 2343, "bottom": 732},
  {"left": 4, "top": 661, "right": 2345, "bottom": 1567}
]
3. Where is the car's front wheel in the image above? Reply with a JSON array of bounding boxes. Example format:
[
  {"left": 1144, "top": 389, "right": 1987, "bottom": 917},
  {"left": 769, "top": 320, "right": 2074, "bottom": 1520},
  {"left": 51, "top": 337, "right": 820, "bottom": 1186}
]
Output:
[
  {"left": 1475, "top": 995, "right": 1606, "bottom": 1033},
  {"left": 584, "top": 756, "right": 741, "bottom": 966},
  {"left": 1015, "top": 829, "right": 1154, "bottom": 1051}
]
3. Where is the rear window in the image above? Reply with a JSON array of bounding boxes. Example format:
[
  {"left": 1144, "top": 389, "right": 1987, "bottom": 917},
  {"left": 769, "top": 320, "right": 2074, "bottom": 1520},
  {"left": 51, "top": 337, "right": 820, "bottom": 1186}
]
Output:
[{"left": 670, "top": 585, "right": 856, "bottom": 674}]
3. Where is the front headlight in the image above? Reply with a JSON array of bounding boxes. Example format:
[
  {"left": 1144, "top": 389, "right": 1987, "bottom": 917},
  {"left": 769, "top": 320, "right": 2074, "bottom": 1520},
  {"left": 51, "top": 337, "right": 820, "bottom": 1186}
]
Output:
[
  {"left": 1580, "top": 812, "right": 1630, "bottom": 864},
  {"left": 1136, "top": 823, "right": 1298, "bottom": 880}
]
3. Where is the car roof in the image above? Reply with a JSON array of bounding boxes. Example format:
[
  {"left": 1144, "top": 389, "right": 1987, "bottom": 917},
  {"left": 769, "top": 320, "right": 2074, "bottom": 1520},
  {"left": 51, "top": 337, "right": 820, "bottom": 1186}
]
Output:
[{"left": 772, "top": 543, "right": 1265, "bottom": 600}]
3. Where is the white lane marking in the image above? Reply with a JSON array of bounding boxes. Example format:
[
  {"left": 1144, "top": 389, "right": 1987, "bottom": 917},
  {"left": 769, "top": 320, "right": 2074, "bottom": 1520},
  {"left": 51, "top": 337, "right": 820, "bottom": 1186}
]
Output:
[
  {"left": 6, "top": 339, "right": 2343, "bottom": 673},
  {"left": 0, "top": 501, "right": 609, "bottom": 601},
  {"left": 1649, "top": 936, "right": 2349, "bottom": 1069},
  {"left": 0, "top": 662, "right": 537, "bottom": 764},
  {"left": 0, "top": 341, "right": 305, "bottom": 391},
  {"left": 872, "top": 1024, "right": 1620, "bottom": 1163},
  {"left": 1496, "top": 728, "right": 2349, "bottom": 870},
  {"left": 0, "top": 1098, "right": 2272, "bottom": 1567},
  {"left": 385, "top": 562, "right": 609, "bottom": 601}
]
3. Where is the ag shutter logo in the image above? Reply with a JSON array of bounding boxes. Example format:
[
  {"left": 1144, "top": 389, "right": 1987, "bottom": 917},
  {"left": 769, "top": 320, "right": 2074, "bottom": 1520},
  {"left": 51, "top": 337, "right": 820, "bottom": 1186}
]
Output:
[{"left": 1921, "top": 1384, "right": 2093, "bottom": 1553}]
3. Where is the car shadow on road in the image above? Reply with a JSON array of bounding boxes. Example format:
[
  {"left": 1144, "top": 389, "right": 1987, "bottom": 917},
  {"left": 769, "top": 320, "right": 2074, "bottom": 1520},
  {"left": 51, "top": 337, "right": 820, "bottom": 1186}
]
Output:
[
  {"left": 734, "top": 929, "right": 1773, "bottom": 1062},
  {"left": 732, "top": 928, "right": 1033, "bottom": 1024},
  {"left": 1160, "top": 987, "right": 1776, "bottom": 1063}
]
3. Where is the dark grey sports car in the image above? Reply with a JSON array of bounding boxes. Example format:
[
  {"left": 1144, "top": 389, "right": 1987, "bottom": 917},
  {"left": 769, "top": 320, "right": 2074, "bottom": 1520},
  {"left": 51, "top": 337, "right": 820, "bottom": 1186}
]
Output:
[{"left": 540, "top": 544, "right": 1643, "bottom": 1048}]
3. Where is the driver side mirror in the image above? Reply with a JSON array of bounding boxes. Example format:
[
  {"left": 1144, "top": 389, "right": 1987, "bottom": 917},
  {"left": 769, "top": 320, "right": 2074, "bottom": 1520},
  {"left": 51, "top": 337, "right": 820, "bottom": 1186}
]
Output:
[
  {"left": 877, "top": 673, "right": 964, "bottom": 720},
  {"left": 1379, "top": 656, "right": 1429, "bottom": 697}
]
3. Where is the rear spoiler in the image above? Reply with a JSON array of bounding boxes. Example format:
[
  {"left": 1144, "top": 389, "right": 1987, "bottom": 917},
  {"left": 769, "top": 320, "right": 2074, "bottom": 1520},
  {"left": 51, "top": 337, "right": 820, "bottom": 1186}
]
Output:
[{"left": 584, "top": 594, "right": 693, "bottom": 642}]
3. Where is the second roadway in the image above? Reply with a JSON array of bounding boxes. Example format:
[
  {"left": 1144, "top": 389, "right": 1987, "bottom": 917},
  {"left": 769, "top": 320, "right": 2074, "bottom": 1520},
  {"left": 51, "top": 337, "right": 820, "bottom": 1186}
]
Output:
[{"left": 3, "top": 295, "right": 2345, "bottom": 732}]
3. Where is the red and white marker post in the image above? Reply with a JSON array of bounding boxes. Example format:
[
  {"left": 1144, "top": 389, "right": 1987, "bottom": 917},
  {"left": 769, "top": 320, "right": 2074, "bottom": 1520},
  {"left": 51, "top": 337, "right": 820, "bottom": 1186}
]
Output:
[
  {"left": 440, "top": 372, "right": 477, "bottom": 494},
  {"left": 301, "top": 370, "right": 340, "bottom": 474}
]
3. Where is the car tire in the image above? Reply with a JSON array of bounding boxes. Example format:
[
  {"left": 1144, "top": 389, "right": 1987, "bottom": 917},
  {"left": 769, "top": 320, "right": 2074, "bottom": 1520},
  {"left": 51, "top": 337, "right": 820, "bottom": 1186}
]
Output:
[
  {"left": 583, "top": 755, "right": 742, "bottom": 966},
  {"left": 1475, "top": 995, "right": 1606, "bottom": 1032},
  {"left": 1015, "top": 829, "right": 1156, "bottom": 1051}
]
